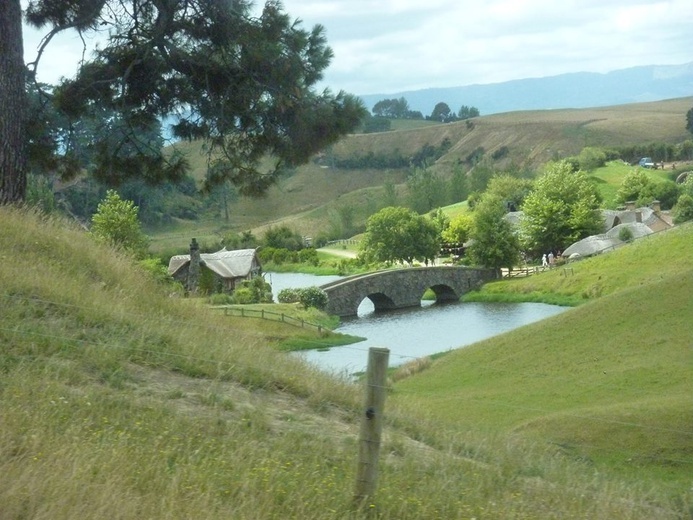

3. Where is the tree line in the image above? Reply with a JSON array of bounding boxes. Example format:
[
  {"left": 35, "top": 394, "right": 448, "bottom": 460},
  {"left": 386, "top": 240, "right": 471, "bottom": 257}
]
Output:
[
  {"left": 358, "top": 152, "right": 693, "bottom": 270},
  {"left": 362, "top": 97, "right": 479, "bottom": 132}
]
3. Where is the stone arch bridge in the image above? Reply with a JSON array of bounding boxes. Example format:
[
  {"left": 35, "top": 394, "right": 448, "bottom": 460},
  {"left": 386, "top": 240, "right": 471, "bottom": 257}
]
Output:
[{"left": 320, "top": 266, "right": 498, "bottom": 317}]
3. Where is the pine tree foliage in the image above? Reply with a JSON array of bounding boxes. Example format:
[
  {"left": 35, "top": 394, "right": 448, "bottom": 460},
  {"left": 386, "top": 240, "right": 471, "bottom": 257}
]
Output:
[{"left": 2, "top": 0, "right": 366, "bottom": 202}]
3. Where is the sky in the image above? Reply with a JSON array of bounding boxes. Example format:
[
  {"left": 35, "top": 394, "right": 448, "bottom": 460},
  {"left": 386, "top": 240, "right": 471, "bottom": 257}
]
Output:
[{"left": 22, "top": 0, "right": 693, "bottom": 97}]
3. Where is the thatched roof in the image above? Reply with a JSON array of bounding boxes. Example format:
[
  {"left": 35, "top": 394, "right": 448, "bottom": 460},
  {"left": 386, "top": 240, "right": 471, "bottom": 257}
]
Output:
[
  {"left": 168, "top": 248, "right": 259, "bottom": 279},
  {"left": 605, "top": 222, "right": 653, "bottom": 240},
  {"left": 562, "top": 235, "right": 622, "bottom": 258}
]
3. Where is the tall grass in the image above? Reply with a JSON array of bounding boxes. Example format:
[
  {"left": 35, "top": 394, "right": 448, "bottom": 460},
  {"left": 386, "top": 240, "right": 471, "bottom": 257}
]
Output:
[{"left": 1, "top": 206, "right": 690, "bottom": 518}]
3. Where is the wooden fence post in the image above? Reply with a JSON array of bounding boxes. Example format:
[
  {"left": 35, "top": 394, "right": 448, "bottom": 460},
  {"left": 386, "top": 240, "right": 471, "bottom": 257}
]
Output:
[{"left": 353, "top": 347, "right": 390, "bottom": 507}]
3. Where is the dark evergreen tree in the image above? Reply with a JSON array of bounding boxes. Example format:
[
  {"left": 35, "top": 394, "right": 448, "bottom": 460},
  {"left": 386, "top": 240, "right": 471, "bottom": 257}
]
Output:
[
  {"left": 0, "top": 0, "right": 26, "bottom": 203},
  {"left": 1, "top": 0, "right": 366, "bottom": 203}
]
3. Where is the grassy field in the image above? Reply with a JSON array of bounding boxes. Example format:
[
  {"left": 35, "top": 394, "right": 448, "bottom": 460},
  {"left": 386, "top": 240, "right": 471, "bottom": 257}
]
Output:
[
  {"left": 589, "top": 160, "right": 682, "bottom": 208},
  {"left": 1, "top": 202, "right": 692, "bottom": 518},
  {"left": 466, "top": 223, "right": 693, "bottom": 304},
  {"left": 393, "top": 224, "right": 693, "bottom": 492}
]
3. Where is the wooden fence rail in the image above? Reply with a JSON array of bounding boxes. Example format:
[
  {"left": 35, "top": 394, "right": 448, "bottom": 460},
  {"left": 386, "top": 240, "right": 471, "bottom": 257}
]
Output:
[{"left": 218, "top": 306, "right": 325, "bottom": 332}]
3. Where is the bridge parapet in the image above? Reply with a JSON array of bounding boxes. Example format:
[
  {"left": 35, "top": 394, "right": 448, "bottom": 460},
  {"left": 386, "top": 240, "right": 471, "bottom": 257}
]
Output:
[{"left": 322, "top": 266, "right": 497, "bottom": 317}]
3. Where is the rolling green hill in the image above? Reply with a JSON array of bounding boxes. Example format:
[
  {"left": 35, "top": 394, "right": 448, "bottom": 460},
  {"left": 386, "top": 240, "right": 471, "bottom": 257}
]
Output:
[
  {"left": 152, "top": 96, "right": 693, "bottom": 254},
  {"left": 392, "top": 224, "right": 693, "bottom": 492},
  {"left": 1, "top": 204, "right": 691, "bottom": 517}
]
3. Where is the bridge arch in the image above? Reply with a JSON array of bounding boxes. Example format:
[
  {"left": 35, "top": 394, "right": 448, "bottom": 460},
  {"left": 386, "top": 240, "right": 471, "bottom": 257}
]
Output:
[{"left": 321, "top": 266, "right": 497, "bottom": 317}]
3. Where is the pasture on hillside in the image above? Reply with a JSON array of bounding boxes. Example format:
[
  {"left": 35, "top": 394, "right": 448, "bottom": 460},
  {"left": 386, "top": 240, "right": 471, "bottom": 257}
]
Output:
[{"left": 148, "top": 97, "right": 693, "bottom": 254}]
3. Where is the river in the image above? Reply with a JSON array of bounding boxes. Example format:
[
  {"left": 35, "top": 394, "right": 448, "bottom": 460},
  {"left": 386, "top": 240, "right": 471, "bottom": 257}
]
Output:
[{"left": 266, "top": 272, "right": 569, "bottom": 375}]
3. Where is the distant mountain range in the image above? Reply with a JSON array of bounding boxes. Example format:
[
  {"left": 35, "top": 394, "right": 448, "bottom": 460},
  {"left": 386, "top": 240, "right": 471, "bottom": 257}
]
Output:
[{"left": 358, "top": 62, "right": 693, "bottom": 117}]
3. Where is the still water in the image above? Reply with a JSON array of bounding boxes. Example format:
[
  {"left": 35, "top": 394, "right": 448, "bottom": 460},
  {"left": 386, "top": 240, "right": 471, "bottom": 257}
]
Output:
[{"left": 266, "top": 272, "right": 568, "bottom": 375}]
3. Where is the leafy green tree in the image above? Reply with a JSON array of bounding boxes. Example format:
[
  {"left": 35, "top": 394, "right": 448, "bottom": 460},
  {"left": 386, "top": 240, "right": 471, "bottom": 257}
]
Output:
[
  {"left": 263, "top": 225, "right": 304, "bottom": 251},
  {"left": 406, "top": 168, "right": 447, "bottom": 213},
  {"left": 467, "top": 194, "right": 520, "bottom": 270},
  {"left": 91, "top": 190, "right": 149, "bottom": 258},
  {"left": 428, "top": 208, "right": 450, "bottom": 235},
  {"left": 485, "top": 174, "right": 534, "bottom": 212},
  {"left": 673, "top": 176, "right": 693, "bottom": 224},
  {"left": 430, "top": 102, "right": 452, "bottom": 122},
  {"left": 457, "top": 105, "right": 480, "bottom": 120},
  {"left": 642, "top": 180, "right": 680, "bottom": 210},
  {"left": 576, "top": 147, "right": 608, "bottom": 171},
  {"left": 2, "top": 1, "right": 366, "bottom": 204},
  {"left": 467, "top": 158, "right": 494, "bottom": 193},
  {"left": 616, "top": 169, "right": 678, "bottom": 208},
  {"left": 673, "top": 194, "right": 693, "bottom": 224},
  {"left": 382, "top": 180, "right": 399, "bottom": 207},
  {"left": 360, "top": 206, "right": 440, "bottom": 266},
  {"left": 686, "top": 107, "right": 693, "bottom": 135},
  {"left": 616, "top": 169, "right": 651, "bottom": 205},
  {"left": 204, "top": 180, "right": 238, "bottom": 223},
  {"left": 448, "top": 164, "right": 469, "bottom": 204},
  {"left": 372, "top": 97, "right": 410, "bottom": 119},
  {"left": 442, "top": 213, "right": 473, "bottom": 245},
  {"left": 521, "top": 161, "right": 603, "bottom": 256}
]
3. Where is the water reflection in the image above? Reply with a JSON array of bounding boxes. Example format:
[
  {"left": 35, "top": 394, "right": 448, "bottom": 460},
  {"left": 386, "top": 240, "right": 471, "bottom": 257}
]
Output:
[
  {"left": 299, "top": 300, "right": 567, "bottom": 375},
  {"left": 266, "top": 272, "right": 568, "bottom": 376}
]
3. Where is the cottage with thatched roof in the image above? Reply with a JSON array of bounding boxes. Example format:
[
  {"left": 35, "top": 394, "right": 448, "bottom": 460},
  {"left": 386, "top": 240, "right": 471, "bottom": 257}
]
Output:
[
  {"left": 562, "top": 201, "right": 673, "bottom": 259},
  {"left": 168, "top": 240, "right": 261, "bottom": 294}
]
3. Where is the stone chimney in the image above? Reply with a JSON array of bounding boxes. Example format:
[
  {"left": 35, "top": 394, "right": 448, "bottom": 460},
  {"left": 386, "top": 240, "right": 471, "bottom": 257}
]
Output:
[
  {"left": 187, "top": 238, "right": 200, "bottom": 295},
  {"left": 625, "top": 201, "right": 636, "bottom": 211},
  {"left": 651, "top": 200, "right": 661, "bottom": 215},
  {"left": 635, "top": 211, "right": 642, "bottom": 223}
]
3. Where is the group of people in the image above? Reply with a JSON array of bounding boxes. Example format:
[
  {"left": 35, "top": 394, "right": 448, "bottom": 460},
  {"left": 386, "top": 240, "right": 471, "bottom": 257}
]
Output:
[{"left": 541, "top": 252, "right": 556, "bottom": 269}]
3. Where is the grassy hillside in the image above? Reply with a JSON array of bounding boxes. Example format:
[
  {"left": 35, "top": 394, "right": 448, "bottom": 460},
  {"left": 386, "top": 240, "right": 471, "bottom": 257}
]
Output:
[
  {"left": 467, "top": 223, "right": 693, "bottom": 304},
  {"left": 332, "top": 97, "right": 692, "bottom": 171},
  {"left": 0, "top": 207, "right": 693, "bottom": 520},
  {"left": 150, "top": 97, "right": 693, "bottom": 254},
  {"left": 394, "top": 224, "right": 693, "bottom": 491},
  {"left": 1, "top": 211, "right": 691, "bottom": 517}
]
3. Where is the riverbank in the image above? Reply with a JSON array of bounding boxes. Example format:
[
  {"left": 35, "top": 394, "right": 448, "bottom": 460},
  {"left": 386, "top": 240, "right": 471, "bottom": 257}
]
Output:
[{"left": 462, "top": 224, "right": 693, "bottom": 305}]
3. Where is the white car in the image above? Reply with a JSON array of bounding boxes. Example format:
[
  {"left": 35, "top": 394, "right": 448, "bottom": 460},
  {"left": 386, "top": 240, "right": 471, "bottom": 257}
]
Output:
[{"left": 638, "top": 157, "right": 655, "bottom": 168}]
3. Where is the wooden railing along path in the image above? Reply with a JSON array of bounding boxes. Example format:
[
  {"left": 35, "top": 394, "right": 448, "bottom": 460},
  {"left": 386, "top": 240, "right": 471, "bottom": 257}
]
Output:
[{"left": 216, "top": 306, "right": 327, "bottom": 332}]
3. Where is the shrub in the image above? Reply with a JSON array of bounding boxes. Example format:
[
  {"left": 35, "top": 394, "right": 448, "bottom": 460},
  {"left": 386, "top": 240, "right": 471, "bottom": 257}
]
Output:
[
  {"left": 298, "top": 248, "right": 319, "bottom": 266},
  {"left": 298, "top": 287, "right": 328, "bottom": 310},
  {"left": 276, "top": 287, "right": 327, "bottom": 309},
  {"left": 91, "top": 190, "right": 149, "bottom": 258},
  {"left": 208, "top": 293, "right": 234, "bottom": 305},
  {"left": 277, "top": 288, "right": 301, "bottom": 304},
  {"left": 231, "top": 287, "right": 256, "bottom": 304},
  {"left": 577, "top": 147, "right": 607, "bottom": 171},
  {"left": 673, "top": 193, "right": 693, "bottom": 224},
  {"left": 231, "top": 277, "right": 273, "bottom": 304},
  {"left": 618, "top": 227, "right": 634, "bottom": 242},
  {"left": 138, "top": 257, "right": 174, "bottom": 284}
]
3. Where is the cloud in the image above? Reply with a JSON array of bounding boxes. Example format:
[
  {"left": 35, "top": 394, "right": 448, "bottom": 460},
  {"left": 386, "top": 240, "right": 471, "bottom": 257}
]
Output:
[
  {"left": 22, "top": 0, "right": 693, "bottom": 95},
  {"left": 281, "top": 0, "right": 693, "bottom": 94}
]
